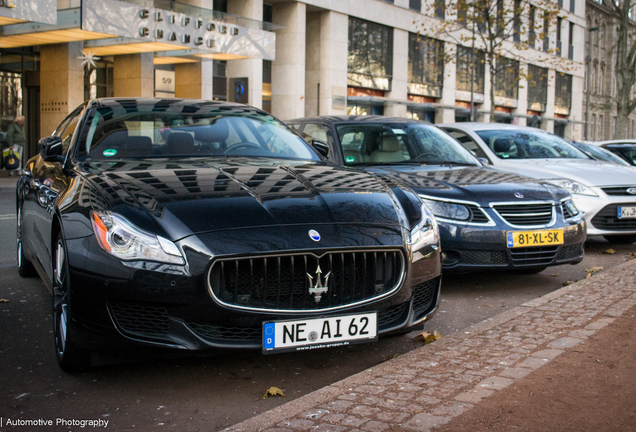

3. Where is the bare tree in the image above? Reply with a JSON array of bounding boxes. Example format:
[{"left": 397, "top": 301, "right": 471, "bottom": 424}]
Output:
[
  {"left": 419, "top": 0, "right": 565, "bottom": 122},
  {"left": 601, "top": 0, "right": 636, "bottom": 139}
]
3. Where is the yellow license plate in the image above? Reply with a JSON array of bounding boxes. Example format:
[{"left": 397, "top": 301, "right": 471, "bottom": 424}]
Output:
[{"left": 506, "top": 229, "right": 564, "bottom": 248}]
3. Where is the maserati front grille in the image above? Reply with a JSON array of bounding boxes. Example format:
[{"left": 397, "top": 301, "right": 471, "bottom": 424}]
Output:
[{"left": 208, "top": 249, "right": 405, "bottom": 312}]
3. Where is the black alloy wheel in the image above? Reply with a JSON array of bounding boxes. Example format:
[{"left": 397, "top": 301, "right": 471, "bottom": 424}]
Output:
[
  {"left": 53, "top": 232, "right": 91, "bottom": 372},
  {"left": 16, "top": 202, "right": 36, "bottom": 277}
]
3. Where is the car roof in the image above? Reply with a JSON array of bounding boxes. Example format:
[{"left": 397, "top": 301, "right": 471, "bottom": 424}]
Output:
[
  {"left": 437, "top": 122, "right": 542, "bottom": 133},
  {"left": 595, "top": 139, "right": 636, "bottom": 146},
  {"left": 90, "top": 97, "right": 262, "bottom": 112},
  {"left": 285, "top": 115, "right": 429, "bottom": 125}
]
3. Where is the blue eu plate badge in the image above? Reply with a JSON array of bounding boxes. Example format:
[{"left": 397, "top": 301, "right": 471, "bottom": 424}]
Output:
[
  {"left": 506, "top": 232, "right": 514, "bottom": 248},
  {"left": 263, "top": 323, "right": 275, "bottom": 349}
]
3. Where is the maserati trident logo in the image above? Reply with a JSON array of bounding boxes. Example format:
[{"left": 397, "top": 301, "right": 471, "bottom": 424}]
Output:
[
  {"left": 627, "top": 188, "right": 636, "bottom": 195},
  {"left": 514, "top": 192, "right": 524, "bottom": 199},
  {"left": 306, "top": 264, "right": 330, "bottom": 303}
]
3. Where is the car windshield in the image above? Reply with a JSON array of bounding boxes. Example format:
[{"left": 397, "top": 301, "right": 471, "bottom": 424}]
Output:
[
  {"left": 609, "top": 145, "right": 636, "bottom": 165},
  {"left": 475, "top": 129, "right": 590, "bottom": 160},
  {"left": 572, "top": 142, "right": 630, "bottom": 166},
  {"left": 336, "top": 123, "right": 479, "bottom": 166},
  {"left": 80, "top": 103, "right": 319, "bottom": 161}
]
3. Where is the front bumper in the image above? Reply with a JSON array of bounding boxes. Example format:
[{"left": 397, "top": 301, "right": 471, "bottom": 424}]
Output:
[
  {"left": 573, "top": 192, "right": 636, "bottom": 236},
  {"left": 438, "top": 218, "right": 586, "bottom": 273},
  {"left": 64, "top": 224, "right": 441, "bottom": 353}
]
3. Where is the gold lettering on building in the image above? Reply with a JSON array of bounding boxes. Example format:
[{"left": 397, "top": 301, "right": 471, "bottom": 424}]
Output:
[
  {"left": 155, "top": 11, "right": 163, "bottom": 22},
  {"left": 139, "top": 9, "right": 150, "bottom": 19}
]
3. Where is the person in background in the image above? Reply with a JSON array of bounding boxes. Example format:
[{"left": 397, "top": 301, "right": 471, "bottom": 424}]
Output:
[{"left": 5, "top": 114, "right": 25, "bottom": 177}]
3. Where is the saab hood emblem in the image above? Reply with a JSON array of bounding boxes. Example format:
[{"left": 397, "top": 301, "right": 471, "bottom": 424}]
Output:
[
  {"left": 514, "top": 192, "right": 524, "bottom": 199},
  {"left": 307, "top": 264, "right": 330, "bottom": 303},
  {"left": 309, "top": 229, "right": 321, "bottom": 241},
  {"left": 627, "top": 188, "right": 636, "bottom": 195}
]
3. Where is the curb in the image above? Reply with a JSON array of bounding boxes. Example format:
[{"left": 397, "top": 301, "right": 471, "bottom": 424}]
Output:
[{"left": 226, "top": 258, "right": 636, "bottom": 432}]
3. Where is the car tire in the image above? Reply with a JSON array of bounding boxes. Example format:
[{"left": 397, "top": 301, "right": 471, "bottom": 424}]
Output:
[
  {"left": 602, "top": 234, "right": 636, "bottom": 244},
  {"left": 16, "top": 203, "right": 36, "bottom": 278},
  {"left": 53, "top": 233, "right": 91, "bottom": 373}
]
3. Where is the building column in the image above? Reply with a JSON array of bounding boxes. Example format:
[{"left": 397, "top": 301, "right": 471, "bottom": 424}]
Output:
[
  {"left": 385, "top": 29, "right": 408, "bottom": 118},
  {"left": 40, "top": 42, "right": 84, "bottom": 136},
  {"left": 305, "top": 11, "right": 321, "bottom": 117},
  {"left": 570, "top": 75, "right": 584, "bottom": 141},
  {"left": 113, "top": 54, "right": 154, "bottom": 97},
  {"left": 175, "top": 61, "right": 213, "bottom": 99},
  {"left": 227, "top": 0, "right": 263, "bottom": 108},
  {"left": 271, "top": 2, "right": 306, "bottom": 120},
  {"left": 437, "top": 42, "right": 456, "bottom": 123},
  {"left": 319, "top": 11, "right": 348, "bottom": 115},
  {"left": 543, "top": 69, "right": 556, "bottom": 133},
  {"left": 514, "top": 62, "right": 528, "bottom": 127}
]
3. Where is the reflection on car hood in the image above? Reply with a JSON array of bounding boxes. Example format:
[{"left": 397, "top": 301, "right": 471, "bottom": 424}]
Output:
[
  {"left": 83, "top": 159, "right": 411, "bottom": 240},
  {"left": 366, "top": 165, "right": 568, "bottom": 203},
  {"left": 493, "top": 159, "right": 636, "bottom": 187}
]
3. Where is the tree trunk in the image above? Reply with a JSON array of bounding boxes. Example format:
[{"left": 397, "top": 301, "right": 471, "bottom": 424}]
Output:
[{"left": 489, "top": 60, "right": 496, "bottom": 122}]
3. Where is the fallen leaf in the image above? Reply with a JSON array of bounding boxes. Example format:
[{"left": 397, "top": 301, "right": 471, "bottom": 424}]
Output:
[
  {"left": 261, "top": 386, "right": 285, "bottom": 399},
  {"left": 629, "top": 252, "right": 636, "bottom": 260},
  {"left": 413, "top": 330, "right": 444, "bottom": 345},
  {"left": 563, "top": 280, "right": 576, "bottom": 286},
  {"left": 602, "top": 249, "right": 616, "bottom": 254},
  {"left": 585, "top": 266, "right": 603, "bottom": 273},
  {"left": 0, "top": 299, "right": 9, "bottom": 303},
  {"left": 550, "top": 273, "right": 559, "bottom": 277}
]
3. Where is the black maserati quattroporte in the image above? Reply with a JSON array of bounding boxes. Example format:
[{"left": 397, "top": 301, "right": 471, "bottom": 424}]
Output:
[
  {"left": 285, "top": 116, "right": 587, "bottom": 273},
  {"left": 17, "top": 99, "right": 441, "bottom": 371}
]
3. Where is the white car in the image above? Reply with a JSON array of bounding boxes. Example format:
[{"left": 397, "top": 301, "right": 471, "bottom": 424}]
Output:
[{"left": 439, "top": 123, "right": 636, "bottom": 244}]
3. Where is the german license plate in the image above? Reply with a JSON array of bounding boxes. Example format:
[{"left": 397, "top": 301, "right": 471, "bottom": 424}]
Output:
[
  {"left": 618, "top": 206, "right": 636, "bottom": 219},
  {"left": 506, "top": 229, "right": 564, "bottom": 248},
  {"left": 262, "top": 312, "right": 378, "bottom": 354}
]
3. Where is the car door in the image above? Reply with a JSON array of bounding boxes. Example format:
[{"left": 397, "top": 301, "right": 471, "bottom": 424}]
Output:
[{"left": 24, "top": 106, "right": 85, "bottom": 280}]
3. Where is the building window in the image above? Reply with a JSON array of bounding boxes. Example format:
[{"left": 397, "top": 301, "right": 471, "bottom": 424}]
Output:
[
  {"left": 456, "top": 46, "right": 485, "bottom": 94},
  {"left": 599, "top": 114, "right": 604, "bottom": 140},
  {"left": 494, "top": 58, "right": 519, "bottom": 100},
  {"left": 496, "top": 0, "right": 504, "bottom": 34},
  {"left": 529, "top": 6, "right": 536, "bottom": 48},
  {"left": 527, "top": 65, "right": 548, "bottom": 111},
  {"left": 592, "top": 62, "right": 597, "bottom": 93},
  {"left": 543, "top": 12, "right": 550, "bottom": 52},
  {"left": 513, "top": 0, "right": 522, "bottom": 42},
  {"left": 556, "top": 17, "right": 562, "bottom": 56},
  {"left": 84, "top": 60, "right": 113, "bottom": 100},
  {"left": 599, "top": 64, "right": 604, "bottom": 95},
  {"left": 555, "top": 72, "right": 572, "bottom": 115},
  {"left": 570, "top": 0, "right": 576, "bottom": 13},
  {"left": 457, "top": 0, "right": 468, "bottom": 26},
  {"left": 213, "top": 0, "right": 227, "bottom": 13},
  {"left": 348, "top": 18, "right": 393, "bottom": 91},
  {"left": 591, "top": 114, "right": 596, "bottom": 138},
  {"left": 435, "top": 0, "right": 445, "bottom": 19},
  {"left": 262, "top": 60, "right": 272, "bottom": 113},
  {"left": 408, "top": 34, "right": 444, "bottom": 98},
  {"left": 409, "top": 0, "right": 422, "bottom": 12},
  {"left": 568, "top": 22, "right": 574, "bottom": 60},
  {"left": 213, "top": 60, "right": 227, "bottom": 101}
]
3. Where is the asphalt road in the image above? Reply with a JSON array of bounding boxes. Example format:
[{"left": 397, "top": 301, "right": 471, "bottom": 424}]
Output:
[{"left": 1, "top": 176, "right": 635, "bottom": 431}]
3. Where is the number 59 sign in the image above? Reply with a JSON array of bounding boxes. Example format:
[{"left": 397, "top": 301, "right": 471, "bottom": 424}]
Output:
[{"left": 155, "top": 70, "right": 175, "bottom": 93}]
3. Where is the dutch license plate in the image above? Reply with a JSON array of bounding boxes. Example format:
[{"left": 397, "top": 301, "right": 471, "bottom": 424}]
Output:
[
  {"left": 618, "top": 206, "right": 636, "bottom": 219},
  {"left": 506, "top": 229, "right": 564, "bottom": 248},
  {"left": 262, "top": 312, "right": 378, "bottom": 354}
]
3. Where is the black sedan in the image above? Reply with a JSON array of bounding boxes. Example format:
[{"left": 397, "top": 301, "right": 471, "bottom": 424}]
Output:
[
  {"left": 286, "top": 116, "right": 586, "bottom": 273},
  {"left": 17, "top": 99, "right": 441, "bottom": 371}
]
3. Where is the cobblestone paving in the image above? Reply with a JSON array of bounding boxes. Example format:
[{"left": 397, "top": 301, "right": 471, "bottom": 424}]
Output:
[{"left": 227, "top": 260, "right": 636, "bottom": 432}]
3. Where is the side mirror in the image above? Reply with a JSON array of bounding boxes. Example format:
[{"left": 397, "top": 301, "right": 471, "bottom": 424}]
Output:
[
  {"left": 311, "top": 139, "right": 330, "bottom": 158},
  {"left": 39, "top": 136, "right": 64, "bottom": 162},
  {"left": 477, "top": 157, "right": 490, "bottom": 166}
]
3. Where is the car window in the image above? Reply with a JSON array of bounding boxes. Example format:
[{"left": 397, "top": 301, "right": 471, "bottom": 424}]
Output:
[
  {"left": 446, "top": 129, "right": 489, "bottom": 160},
  {"left": 287, "top": 123, "right": 301, "bottom": 132},
  {"left": 57, "top": 106, "right": 85, "bottom": 155},
  {"left": 475, "top": 129, "right": 589, "bottom": 160},
  {"left": 80, "top": 106, "right": 320, "bottom": 162},
  {"left": 614, "top": 147, "right": 636, "bottom": 165},
  {"left": 302, "top": 123, "right": 328, "bottom": 143},
  {"left": 572, "top": 142, "right": 630, "bottom": 165},
  {"left": 336, "top": 123, "right": 479, "bottom": 165}
]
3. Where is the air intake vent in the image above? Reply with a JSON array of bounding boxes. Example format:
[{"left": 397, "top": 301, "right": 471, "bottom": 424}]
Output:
[{"left": 493, "top": 203, "right": 554, "bottom": 226}]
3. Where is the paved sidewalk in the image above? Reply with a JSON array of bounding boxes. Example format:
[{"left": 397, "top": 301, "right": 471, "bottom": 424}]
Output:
[{"left": 226, "top": 259, "right": 636, "bottom": 432}]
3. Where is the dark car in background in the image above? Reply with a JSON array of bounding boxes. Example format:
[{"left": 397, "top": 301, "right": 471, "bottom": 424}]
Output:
[
  {"left": 286, "top": 116, "right": 586, "bottom": 274},
  {"left": 571, "top": 141, "right": 632, "bottom": 166},
  {"left": 595, "top": 140, "right": 636, "bottom": 166},
  {"left": 17, "top": 99, "right": 441, "bottom": 371}
]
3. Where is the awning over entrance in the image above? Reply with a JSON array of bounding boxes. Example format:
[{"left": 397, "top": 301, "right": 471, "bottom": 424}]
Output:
[
  {"left": 0, "top": 0, "right": 56, "bottom": 26},
  {"left": 0, "top": 0, "right": 278, "bottom": 61}
]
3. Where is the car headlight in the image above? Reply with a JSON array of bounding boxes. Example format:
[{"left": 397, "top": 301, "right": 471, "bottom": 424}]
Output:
[
  {"left": 409, "top": 203, "right": 439, "bottom": 255},
  {"left": 420, "top": 197, "right": 470, "bottom": 221},
  {"left": 91, "top": 211, "right": 185, "bottom": 265},
  {"left": 546, "top": 179, "right": 598, "bottom": 197}
]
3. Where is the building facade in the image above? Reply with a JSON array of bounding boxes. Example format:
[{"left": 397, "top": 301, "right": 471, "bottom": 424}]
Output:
[
  {"left": 584, "top": 0, "right": 636, "bottom": 141},
  {"left": 0, "top": 0, "right": 587, "bottom": 161}
]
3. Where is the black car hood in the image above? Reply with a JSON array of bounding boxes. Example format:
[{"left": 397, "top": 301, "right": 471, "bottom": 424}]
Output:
[
  {"left": 367, "top": 165, "right": 568, "bottom": 203},
  {"left": 83, "top": 159, "right": 415, "bottom": 241}
]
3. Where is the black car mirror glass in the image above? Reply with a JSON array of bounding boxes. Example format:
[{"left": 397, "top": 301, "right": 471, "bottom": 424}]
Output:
[
  {"left": 312, "top": 140, "right": 330, "bottom": 158},
  {"left": 39, "top": 136, "right": 64, "bottom": 162}
]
